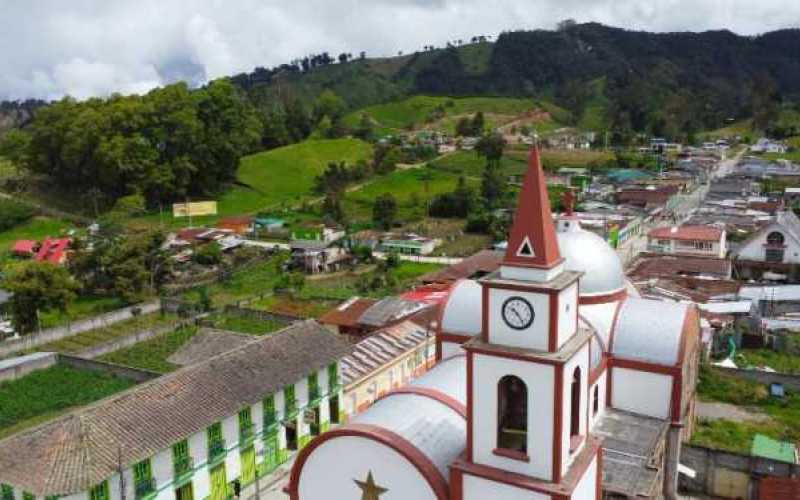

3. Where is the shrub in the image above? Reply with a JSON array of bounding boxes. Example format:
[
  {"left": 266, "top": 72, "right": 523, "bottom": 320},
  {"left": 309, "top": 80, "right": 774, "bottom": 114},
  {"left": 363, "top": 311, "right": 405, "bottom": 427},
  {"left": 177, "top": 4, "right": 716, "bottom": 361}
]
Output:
[{"left": 0, "top": 199, "right": 35, "bottom": 232}]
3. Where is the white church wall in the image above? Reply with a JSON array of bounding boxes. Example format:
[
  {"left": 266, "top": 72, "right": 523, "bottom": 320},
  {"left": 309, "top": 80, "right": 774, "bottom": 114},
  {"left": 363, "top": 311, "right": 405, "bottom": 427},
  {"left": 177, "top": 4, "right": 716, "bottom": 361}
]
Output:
[
  {"left": 557, "top": 283, "right": 579, "bottom": 349},
  {"left": 561, "top": 343, "right": 590, "bottom": 473},
  {"left": 738, "top": 225, "right": 800, "bottom": 263},
  {"left": 571, "top": 454, "right": 598, "bottom": 500},
  {"left": 462, "top": 474, "right": 551, "bottom": 500},
  {"left": 297, "top": 436, "right": 437, "bottom": 500},
  {"left": 150, "top": 445, "right": 173, "bottom": 499},
  {"left": 472, "top": 353, "right": 555, "bottom": 479},
  {"left": 441, "top": 341, "right": 465, "bottom": 360},
  {"left": 189, "top": 430, "right": 210, "bottom": 500},
  {"left": 487, "top": 288, "right": 551, "bottom": 351},
  {"left": 611, "top": 368, "right": 672, "bottom": 419}
]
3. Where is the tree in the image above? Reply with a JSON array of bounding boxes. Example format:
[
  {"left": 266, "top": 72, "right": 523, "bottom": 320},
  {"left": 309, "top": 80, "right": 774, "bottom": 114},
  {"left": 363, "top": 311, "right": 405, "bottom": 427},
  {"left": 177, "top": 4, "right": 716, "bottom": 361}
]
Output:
[
  {"left": 373, "top": 193, "right": 398, "bottom": 229},
  {"left": 475, "top": 133, "right": 506, "bottom": 169},
  {"left": 471, "top": 112, "right": 485, "bottom": 135},
  {"left": 353, "top": 113, "right": 375, "bottom": 142},
  {"left": 2, "top": 261, "right": 78, "bottom": 335},
  {"left": 194, "top": 242, "right": 222, "bottom": 266}
]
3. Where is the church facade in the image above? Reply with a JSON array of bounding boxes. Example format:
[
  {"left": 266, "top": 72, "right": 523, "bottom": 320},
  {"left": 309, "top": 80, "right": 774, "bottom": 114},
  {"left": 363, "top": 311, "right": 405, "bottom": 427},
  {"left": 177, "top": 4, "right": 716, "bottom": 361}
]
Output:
[{"left": 287, "top": 148, "right": 700, "bottom": 500}]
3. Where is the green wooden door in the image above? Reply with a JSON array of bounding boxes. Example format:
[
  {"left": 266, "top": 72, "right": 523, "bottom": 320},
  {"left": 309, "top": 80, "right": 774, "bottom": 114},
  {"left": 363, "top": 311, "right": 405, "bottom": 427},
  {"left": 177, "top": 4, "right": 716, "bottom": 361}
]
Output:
[
  {"left": 209, "top": 463, "right": 228, "bottom": 500},
  {"left": 175, "top": 483, "right": 193, "bottom": 500},
  {"left": 240, "top": 445, "right": 256, "bottom": 485},
  {"left": 263, "top": 432, "right": 279, "bottom": 472}
]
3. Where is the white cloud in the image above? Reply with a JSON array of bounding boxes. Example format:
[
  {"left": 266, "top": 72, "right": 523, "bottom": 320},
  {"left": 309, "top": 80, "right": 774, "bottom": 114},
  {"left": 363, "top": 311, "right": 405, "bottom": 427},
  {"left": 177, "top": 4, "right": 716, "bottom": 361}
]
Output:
[{"left": 0, "top": 0, "right": 798, "bottom": 100}]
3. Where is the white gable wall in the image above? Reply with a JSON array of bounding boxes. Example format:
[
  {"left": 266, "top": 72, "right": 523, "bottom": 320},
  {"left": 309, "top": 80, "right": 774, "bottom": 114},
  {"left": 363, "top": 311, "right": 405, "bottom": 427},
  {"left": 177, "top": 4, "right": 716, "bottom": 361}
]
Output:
[
  {"left": 611, "top": 368, "right": 672, "bottom": 419},
  {"left": 462, "top": 474, "right": 551, "bottom": 500},
  {"left": 557, "top": 284, "right": 579, "bottom": 349},
  {"left": 487, "top": 288, "right": 551, "bottom": 351},
  {"left": 561, "top": 343, "right": 590, "bottom": 473},
  {"left": 589, "top": 371, "right": 608, "bottom": 429},
  {"left": 572, "top": 455, "right": 598, "bottom": 500},
  {"left": 737, "top": 224, "right": 800, "bottom": 263}
]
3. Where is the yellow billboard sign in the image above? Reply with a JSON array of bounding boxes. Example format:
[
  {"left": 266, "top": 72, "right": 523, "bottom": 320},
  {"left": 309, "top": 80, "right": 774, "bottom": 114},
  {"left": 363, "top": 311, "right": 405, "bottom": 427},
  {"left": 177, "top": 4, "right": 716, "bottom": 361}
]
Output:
[{"left": 172, "top": 201, "right": 218, "bottom": 218}]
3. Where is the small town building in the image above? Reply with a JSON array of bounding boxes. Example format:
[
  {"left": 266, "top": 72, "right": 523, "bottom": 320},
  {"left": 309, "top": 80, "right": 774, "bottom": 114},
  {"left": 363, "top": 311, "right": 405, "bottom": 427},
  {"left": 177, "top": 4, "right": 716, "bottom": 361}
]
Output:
[
  {"left": 34, "top": 237, "right": 71, "bottom": 265},
  {"left": 734, "top": 210, "right": 800, "bottom": 276},
  {"left": 253, "top": 217, "right": 285, "bottom": 233},
  {"left": 648, "top": 225, "right": 727, "bottom": 258},
  {"left": 0, "top": 321, "right": 351, "bottom": 500},
  {"left": 318, "top": 297, "right": 378, "bottom": 337},
  {"left": 378, "top": 234, "right": 439, "bottom": 256},
  {"left": 419, "top": 249, "right": 503, "bottom": 284},
  {"left": 616, "top": 186, "right": 678, "bottom": 208},
  {"left": 216, "top": 216, "right": 254, "bottom": 235},
  {"left": 289, "top": 240, "right": 349, "bottom": 274},
  {"left": 11, "top": 240, "right": 37, "bottom": 258}
]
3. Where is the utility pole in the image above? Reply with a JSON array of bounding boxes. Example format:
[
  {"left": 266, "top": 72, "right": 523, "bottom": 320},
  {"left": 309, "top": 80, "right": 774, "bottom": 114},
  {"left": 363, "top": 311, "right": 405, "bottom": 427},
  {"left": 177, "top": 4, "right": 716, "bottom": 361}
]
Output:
[{"left": 118, "top": 445, "right": 126, "bottom": 500}]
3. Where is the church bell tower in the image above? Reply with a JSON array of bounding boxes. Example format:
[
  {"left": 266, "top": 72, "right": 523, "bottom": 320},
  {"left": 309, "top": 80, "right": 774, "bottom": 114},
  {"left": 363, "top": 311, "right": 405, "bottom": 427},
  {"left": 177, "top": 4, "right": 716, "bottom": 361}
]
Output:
[{"left": 451, "top": 147, "right": 601, "bottom": 500}]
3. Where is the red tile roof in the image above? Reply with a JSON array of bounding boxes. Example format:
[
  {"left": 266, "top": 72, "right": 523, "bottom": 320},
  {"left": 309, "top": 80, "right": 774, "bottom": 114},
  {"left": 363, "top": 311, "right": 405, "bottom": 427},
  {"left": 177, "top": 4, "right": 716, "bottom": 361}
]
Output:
[
  {"left": 648, "top": 225, "right": 723, "bottom": 242},
  {"left": 419, "top": 250, "right": 503, "bottom": 284},
  {"left": 34, "top": 238, "right": 70, "bottom": 264},
  {"left": 12, "top": 240, "right": 38, "bottom": 254},
  {"left": 630, "top": 255, "right": 731, "bottom": 280},
  {"left": 318, "top": 298, "right": 378, "bottom": 328}
]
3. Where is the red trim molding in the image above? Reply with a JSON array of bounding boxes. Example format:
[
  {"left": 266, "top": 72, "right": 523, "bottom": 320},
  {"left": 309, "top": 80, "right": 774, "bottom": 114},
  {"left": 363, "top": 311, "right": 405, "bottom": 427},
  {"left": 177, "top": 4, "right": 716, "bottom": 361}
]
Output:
[
  {"left": 451, "top": 437, "right": 602, "bottom": 498},
  {"left": 549, "top": 292, "right": 560, "bottom": 352},
  {"left": 439, "top": 332, "right": 475, "bottom": 344},
  {"left": 464, "top": 339, "right": 590, "bottom": 366},
  {"left": 493, "top": 448, "right": 531, "bottom": 462},
  {"left": 377, "top": 386, "right": 467, "bottom": 419},
  {"left": 286, "top": 423, "right": 449, "bottom": 500},
  {"left": 610, "top": 357, "right": 680, "bottom": 376},
  {"left": 578, "top": 288, "right": 627, "bottom": 305},
  {"left": 553, "top": 363, "right": 564, "bottom": 483},
  {"left": 466, "top": 351, "right": 474, "bottom": 462}
]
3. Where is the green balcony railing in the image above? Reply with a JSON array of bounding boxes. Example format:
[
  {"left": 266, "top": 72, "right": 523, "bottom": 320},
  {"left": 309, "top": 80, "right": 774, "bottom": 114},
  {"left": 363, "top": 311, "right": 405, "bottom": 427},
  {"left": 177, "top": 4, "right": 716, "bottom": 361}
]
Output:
[
  {"left": 285, "top": 400, "right": 297, "bottom": 418},
  {"left": 134, "top": 478, "right": 156, "bottom": 499},
  {"left": 263, "top": 412, "right": 277, "bottom": 429},
  {"left": 173, "top": 456, "right": 194, "bottom": 479},
  {"left": 208, "top": 440, "right": 227, "bottom": 463},
  {"left": 239, "top": 423, "right": 255, "bottom": 443}
]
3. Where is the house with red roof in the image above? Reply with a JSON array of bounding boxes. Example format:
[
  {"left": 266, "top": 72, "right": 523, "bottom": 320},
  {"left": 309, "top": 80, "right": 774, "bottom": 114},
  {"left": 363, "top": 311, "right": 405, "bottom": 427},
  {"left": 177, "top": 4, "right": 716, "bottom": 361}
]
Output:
[
  {"left": 34, "top": 238, "right": 71, "bottom": 265},
  {"left": 648, "top": 225, "right": 727, "bottom": 258},
  {"left": 11, "top": 240, "right": 39, "bottom": 258}
]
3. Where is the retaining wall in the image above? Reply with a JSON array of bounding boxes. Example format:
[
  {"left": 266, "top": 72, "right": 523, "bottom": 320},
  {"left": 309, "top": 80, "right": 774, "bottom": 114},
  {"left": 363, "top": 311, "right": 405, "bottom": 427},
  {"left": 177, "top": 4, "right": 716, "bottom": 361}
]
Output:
[
  {"left": 58, "top": 354, "right": 161, "bottom": 383},
  {"left": 716, "top": 366, "right": 800, "bottom": 392},
  {"left": 0, "top": 352, "right": 58, "bottom": 382},
  {"left": 75, "top": 318, "right": 197, "bottom": 359}
]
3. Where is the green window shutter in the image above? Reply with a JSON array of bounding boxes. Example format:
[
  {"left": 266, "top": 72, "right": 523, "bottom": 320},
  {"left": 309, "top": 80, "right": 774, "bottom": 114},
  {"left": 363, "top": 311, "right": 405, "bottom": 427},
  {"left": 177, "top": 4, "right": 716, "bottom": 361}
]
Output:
[
  {"left": 239, "top": 407, "right": 254, "bottom": 442},
  {"left": 207, "top": 422, "right": 223, "bottom": 442},
  {"left": 209, "top": 464, "right": 228, "bottom": 500},
  {"left": 207, "top": 422, "right": 225, "bottom": 462},
  {"left": 284, "top": 385, "right": 296, "bottom": 414},
  {"left": 89, "top": 482, "right": 109, "bottom": 500},
  {"left": 133, "top": 459, "right": 152, "bottom": 483},
  {"left": 308, "top": 373, "right": 319, "bottom": 401},
  {"left": 328, "top": 363, "right": 339, "bottom": 390},
  {"left": 263, "top": 394, "right": 276, "bottom": 426},
  {"left": 240, "top": 445, "right": 256, "bottom": 485},
  {"left": 1, "top": 485, "right": 13, "bottom": 500},
  {"left": 172, "top": 439, "right": 192, "bottom": 476}
]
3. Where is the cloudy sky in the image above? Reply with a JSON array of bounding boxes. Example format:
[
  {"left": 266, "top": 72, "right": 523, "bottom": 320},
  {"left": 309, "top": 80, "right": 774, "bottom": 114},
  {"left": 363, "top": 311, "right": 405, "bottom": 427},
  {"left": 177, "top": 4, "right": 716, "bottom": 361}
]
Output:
[{"left": 1, "top": 0, "right": 797, "bottom": 101}]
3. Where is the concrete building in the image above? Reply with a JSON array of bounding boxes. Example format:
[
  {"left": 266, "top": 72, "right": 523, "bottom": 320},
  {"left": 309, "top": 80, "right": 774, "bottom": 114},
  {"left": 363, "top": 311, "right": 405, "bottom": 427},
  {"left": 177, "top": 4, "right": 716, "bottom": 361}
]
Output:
[
  {"left": 0, "top": 322, "right": 351, "bottom": 500},
  {"left": 735, "top": 210, "right": 800, "bottom": 267},
  {"left": 648, "top": 225, "right": 727, "bottom": 258}
]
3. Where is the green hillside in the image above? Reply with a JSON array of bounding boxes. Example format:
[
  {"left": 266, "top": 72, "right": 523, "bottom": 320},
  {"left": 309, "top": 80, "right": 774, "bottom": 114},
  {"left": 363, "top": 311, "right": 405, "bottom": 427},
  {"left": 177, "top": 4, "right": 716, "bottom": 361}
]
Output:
[
  {"left": 343, "top": 95, "right": 540, "bottom": 134},
  {"left": 218, "top": 138, "right": 373, "bottom": 215}
]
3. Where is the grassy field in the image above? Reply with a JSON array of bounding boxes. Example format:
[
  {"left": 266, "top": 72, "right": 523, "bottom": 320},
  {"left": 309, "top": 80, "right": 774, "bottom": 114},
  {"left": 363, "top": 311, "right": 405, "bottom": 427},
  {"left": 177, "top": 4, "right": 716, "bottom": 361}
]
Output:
[
  {"left": 691, "top": 365, "right": 800, "bottom": 454},
  {"left": 344, "top": 96, "right": 539, "bottom": 134},
  {"left": 38, "top": 295, "right": 127, "bottom": 330},
  {"left": 220, "top": 138, "right": 373, "bottom": 215},
  {"left": 431, "top": 150, "right": 528, "bottom": 178},
  {"left": 183, "top": 254, "right": 288, "bottom": 306},
  {"left": 207, "top": 313, "right": 289, "bottom": 336},
  {"left": 764, "top": 150, "right": 800, "bottom": 163},
  {"left": 98, "top": 325, "right": 198, "bottom": 373},
  {"left": 0, "top": 216, "right": 73, "bottom": 255},
  {"left": 343, "top": 166, "right": 476, "bottom": 221},
  {"left": 506, "top": 148, "right": 615, "bottom": 171},
  {"left": 31, "top": 313, "right": 178, "bottom": 355},
  {"left": 0, "top": 365, "right": 136, "bottom": 438},
  {"left": 703, "top": 119, "right": 755, "bottom": 140},
  {"left": 737, "top": 348, "right": 800, "bottom": 374}
]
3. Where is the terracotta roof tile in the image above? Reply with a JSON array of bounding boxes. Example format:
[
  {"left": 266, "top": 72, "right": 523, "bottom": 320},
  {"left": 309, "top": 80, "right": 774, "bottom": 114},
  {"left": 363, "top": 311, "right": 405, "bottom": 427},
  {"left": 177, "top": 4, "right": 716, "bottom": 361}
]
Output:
[
  {"left": 648, "top": 225, "right": 723, "bottom": 241},
  {"left": 318, "top": 298, "right": 378, "bottom": 328}
]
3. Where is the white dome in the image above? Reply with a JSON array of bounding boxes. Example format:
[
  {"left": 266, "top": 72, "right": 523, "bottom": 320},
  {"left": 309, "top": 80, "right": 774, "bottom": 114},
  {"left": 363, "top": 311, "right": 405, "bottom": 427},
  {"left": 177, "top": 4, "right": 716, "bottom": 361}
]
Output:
[{"left": 557, "top": 227, "right": 625, "bottom": 296}]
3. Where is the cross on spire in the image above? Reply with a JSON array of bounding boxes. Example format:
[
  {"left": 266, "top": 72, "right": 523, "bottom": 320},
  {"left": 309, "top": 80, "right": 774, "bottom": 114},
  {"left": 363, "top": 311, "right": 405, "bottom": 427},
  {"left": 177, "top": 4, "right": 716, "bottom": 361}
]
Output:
[{"left": 503, "top": 146, "right": 563, "bottom": 269}]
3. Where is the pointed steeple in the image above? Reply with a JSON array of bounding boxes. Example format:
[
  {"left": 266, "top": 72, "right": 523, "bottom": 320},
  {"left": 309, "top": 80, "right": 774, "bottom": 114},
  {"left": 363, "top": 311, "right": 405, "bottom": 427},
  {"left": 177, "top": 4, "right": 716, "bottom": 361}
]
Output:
[{"left": 503, "top": 147, "right": 563, "bottom": 269}]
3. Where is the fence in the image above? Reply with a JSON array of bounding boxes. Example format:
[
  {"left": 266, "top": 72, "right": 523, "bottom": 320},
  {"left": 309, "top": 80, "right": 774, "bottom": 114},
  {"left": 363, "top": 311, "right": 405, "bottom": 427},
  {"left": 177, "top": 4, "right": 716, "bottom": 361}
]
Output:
[
  {"left": 715, "top": 365, "right": 800, "bottom": 392},
  {"left": 221, "top": 304, "right": 300, "bottom": 325},
  {"left": 0, "top": 300, "right": 161, "bottom": 359},
  {"left": 680, "top": 444, "right": 800, "bottom": 499},
  {"left": 58, "top": 354, "right": 161, "bottom": 383}
]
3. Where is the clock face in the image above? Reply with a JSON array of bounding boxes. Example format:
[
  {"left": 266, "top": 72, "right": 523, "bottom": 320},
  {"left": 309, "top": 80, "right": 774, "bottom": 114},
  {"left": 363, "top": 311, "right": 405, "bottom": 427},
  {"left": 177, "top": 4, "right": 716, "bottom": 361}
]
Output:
[{"left": 501, "top": 296, "right": 534, "bottom": 330}]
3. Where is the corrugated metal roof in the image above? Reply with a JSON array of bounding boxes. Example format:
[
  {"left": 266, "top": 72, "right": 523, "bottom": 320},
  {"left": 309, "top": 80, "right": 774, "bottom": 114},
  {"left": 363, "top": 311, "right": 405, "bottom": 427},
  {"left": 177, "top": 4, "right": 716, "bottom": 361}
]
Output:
[
  {"left": 358, "top": 297, "right": 426, "bottom": 327},
  {"left": 697, "top": 301, "right": 753, "bottom": 314},
  {"left": 752, "top": 434, "right": 797, "bottom": 464},
  {"left": 612, "top": 298, "right": 688, "bottom": 366},
  {"left": 740, "top": 285, "right": 800, "bottom": 303}
]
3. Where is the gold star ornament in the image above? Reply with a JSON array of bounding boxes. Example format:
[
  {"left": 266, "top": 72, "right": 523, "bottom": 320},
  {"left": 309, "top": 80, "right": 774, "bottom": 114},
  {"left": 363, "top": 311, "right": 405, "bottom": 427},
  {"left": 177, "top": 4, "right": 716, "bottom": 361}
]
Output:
[{"left": 354, "top": 470, "right": 389, "bottom": 500}]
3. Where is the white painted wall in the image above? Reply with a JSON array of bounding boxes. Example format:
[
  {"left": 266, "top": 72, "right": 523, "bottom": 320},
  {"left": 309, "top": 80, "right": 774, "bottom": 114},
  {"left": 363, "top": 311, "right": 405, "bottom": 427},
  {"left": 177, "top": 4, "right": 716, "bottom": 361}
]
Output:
[
  {"left": 487, "top": 288, "right": 551, "bottom": 351},
  {"left": 557, "top": 284, "right": 579, "bottom": 349},
  {"left": 572, "top": 455, "right": 598, "bottom": 500},
  {"left": 441, "top": 341, "right": 465, "bottom": 360},
  {"left": 611, "top": 367, "right": 673, "bottom": 419},
  {"left": 472, "top": 353, "right": 554, "bottom": 480},
  {"left": 462, "top": 473, "right": 551, "bottom": 500},
  {"left": 561, "top": 343, "right": 589, "bottom": 473},
  {"left": 737, "top": 225, "right": 800, "bottom": 263},
  {"left": 589, "top": 371, "right": 607, "bottom": 430},
  {"left": 297, "top": 436, "right": 436, "bottom": 500}
]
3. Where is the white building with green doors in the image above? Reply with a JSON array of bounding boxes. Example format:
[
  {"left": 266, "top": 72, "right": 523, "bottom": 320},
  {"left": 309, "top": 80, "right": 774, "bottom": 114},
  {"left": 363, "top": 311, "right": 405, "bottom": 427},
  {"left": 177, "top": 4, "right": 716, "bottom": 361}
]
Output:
[{"left": 0, "top": 320, "right": 351, "bottom": 500}]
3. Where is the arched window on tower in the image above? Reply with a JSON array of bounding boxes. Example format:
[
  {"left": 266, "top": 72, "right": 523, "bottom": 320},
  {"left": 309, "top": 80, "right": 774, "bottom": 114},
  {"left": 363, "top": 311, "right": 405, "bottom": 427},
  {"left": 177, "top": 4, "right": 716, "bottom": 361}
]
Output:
[
  {"left": 570, "top": 367, "right": 582, "bottom": 440},
  {"left": 497, "top": 375, "right": 528, "bottom": 454}
]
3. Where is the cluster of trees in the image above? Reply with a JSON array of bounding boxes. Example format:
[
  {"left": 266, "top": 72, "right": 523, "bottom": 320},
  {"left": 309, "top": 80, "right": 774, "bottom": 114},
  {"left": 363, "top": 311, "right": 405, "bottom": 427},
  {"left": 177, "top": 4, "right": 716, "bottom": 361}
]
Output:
[
  {"left": 455, "top": 112, "right": 485, "bottom": 137},
  {"left": 0, "top": 80, "right": 262, "bottom": 210},
  {"left": 0, "top": 199, "right": 34, "bottom": 232},
  {"left": 428, "top": 176, "right": 476, "bottom": 218},
  {"left": 1, "top": 262, "right": 78, "bottom": 335}
]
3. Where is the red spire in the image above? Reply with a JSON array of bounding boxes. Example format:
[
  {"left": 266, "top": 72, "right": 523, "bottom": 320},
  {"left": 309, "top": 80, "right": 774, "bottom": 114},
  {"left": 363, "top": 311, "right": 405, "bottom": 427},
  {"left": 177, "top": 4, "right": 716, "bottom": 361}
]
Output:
[{"left": 503, "top": 147, "right": 563, "bottom": 269}]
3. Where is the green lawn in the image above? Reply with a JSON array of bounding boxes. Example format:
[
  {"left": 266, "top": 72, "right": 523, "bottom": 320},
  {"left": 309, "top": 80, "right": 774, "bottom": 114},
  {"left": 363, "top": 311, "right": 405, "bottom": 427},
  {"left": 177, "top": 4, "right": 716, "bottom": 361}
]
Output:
[
  {"left": 737, "top": 348, "right": 800, "bottom": 375},
  {"left": 692, "top": 365, "right": 800, "bottom": 454},
  {"left": 219, "top": 138, "right": 374, "bottom": 215},
  {"left": 344, "top": 95, "right": 538, "bottom": 134},
  {"left": 764, "top": 150, "right": 800, "bottom": 163},
  {"left": 0, "top": 365, "right": 136, "bottom": 438},
  {"left": 31, "top": 313, "right": 179, "bottom": 355},
  {"left": 296, "top": 261, "right": 443, "bottom": 301},
  {"left": 430, "top": 150, "right": 528, "bottom": 178},
  {"left": 0, "top": 216, "right": 73, "bottom": 255},
  {"left": 703, "top": 119, "right": 754, "bottom": 139},
  {"left": 98, "top": 325, "right": 198, "bottom": 373}
]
